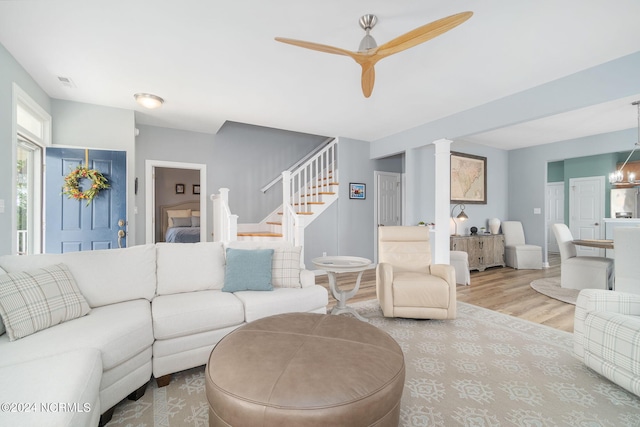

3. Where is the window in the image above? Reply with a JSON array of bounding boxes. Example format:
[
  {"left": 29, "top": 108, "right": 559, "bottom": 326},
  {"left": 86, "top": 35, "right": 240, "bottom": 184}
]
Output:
[
  {"left": 13, "top": 84, "right": 50, "bottom": 255},
  {"left": 16, "top": 137, "right": 42, "bottom": 254}
]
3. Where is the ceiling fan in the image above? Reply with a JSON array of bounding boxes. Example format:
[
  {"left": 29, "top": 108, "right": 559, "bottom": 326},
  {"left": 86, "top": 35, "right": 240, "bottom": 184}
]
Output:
[{"left": 275, "top": 11, "right": 473, "bottom": 98}]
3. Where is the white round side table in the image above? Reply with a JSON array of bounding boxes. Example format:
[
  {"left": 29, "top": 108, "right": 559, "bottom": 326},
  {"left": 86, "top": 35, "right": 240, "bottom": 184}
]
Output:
[{"left": 312, "top": 256, "right": 372, "bottom": 322}]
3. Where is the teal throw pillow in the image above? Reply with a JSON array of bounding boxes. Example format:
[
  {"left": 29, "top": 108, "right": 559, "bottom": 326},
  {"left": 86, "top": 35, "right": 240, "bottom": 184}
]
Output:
[{"left": 223, "top": 248, "right": 274, "bottom": 292}]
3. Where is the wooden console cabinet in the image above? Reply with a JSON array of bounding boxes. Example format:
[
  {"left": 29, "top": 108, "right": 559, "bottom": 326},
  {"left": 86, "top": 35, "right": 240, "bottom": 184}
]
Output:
[{"left": 450, "top": 234, "right": 505, "bottom": 272}]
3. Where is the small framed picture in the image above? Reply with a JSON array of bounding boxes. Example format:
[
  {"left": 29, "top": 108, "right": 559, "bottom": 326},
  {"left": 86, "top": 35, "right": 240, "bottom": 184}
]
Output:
[
  {"left": 193, "top": 184, "right": 201, "bottom": 195},
  {"left": 175, "top": 183, "right": 185, "bottom": 194},
  {"left": 349, "top": 183, "right": 366, "bottom": 199}
]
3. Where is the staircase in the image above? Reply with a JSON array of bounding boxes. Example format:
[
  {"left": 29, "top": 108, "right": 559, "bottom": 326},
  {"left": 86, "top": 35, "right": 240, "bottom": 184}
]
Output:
[{"left": 213, "top": 138, "right": 339, "bottom": 247}]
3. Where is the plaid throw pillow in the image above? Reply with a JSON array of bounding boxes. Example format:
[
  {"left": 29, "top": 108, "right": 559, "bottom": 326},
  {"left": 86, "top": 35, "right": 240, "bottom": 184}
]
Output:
[
  {"left": 272, "top": 247, "right": 302, "bottom": 288},
  {"left": 0, "top": 263, "right": 90, "bottom": 341}
]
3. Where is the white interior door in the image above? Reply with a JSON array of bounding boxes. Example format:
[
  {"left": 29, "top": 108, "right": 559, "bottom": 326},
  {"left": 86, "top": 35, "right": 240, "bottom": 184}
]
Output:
[
  {"left": 376, "top": 172, "right": 401, "bottom": 226},
  {"left": 569, "top": 176, "right": 605, "bottom": 257},
  {"left": 546, "top": 182, "right": 564, "bottom": 253}
]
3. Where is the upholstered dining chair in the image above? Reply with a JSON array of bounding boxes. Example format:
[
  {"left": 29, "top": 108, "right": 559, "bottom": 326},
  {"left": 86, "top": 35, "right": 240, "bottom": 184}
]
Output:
[
  {"left": 552, "top": 223, "right": 614, "bottom": 290},
  {"left": 502, "top": 221, "right": 542, "bottom": 269},
  {"left": 376, "top": 226, "right": 456, "bottom": 319},
  {"left": 613, "top": 226, "right": 640, "bottom": 294}
]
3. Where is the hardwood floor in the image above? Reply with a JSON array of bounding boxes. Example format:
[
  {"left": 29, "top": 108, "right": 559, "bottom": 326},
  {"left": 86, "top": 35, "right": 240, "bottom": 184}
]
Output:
[{"left": 315, "top": 253, "right": 574, "bottom": 333}]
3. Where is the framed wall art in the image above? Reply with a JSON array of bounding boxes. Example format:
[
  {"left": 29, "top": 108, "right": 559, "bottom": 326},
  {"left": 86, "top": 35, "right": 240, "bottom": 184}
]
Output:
[
  {"left": 175, "top": 183, "right": 185, "bottom": 194},
  {"left": 349, "top": 183, "right": 366, "bottom": 200},
  {"left": 193, "top": 184, "right": 200, "bottom": 195},
  {"left": 450, "top": 152, "right": 487, "bottom": 204}
]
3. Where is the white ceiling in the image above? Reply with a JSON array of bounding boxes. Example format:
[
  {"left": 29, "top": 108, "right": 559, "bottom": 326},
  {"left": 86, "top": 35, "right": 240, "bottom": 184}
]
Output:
[{"left": 1, "top": 0, "right": 640, "bottom": 149}]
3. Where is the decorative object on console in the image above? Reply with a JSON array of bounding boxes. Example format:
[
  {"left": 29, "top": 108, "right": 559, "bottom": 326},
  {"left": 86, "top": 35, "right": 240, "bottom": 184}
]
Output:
[
  {"left": 470, "top": 226, "right": 478, "bottom": 235},
  {"left": 451, "top": 151, "right": 487, "bottom": 204},
  {"left": 488, "top": 217, "right": 501, "bottom": 234},
  {"left": 450, "top": 203, "right": 468, "bottom": 236},
  {"left": 609, "top": 100, "right": 640, "bottom": 184}
]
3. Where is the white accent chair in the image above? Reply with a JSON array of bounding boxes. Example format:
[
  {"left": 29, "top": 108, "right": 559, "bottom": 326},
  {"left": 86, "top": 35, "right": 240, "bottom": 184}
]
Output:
[
  {"left": 552, "top": 223, "right": 614, "bottom": 290},
  {"left": 614, "top": 227, "right": 640, "bottom": 294},
  {"left": 450, "top": 251, "right": 470, "bottom": 285},
  {"left": 376, "top": 226, "right": 456, "bottom": 319},
  {"left": 502, "top": 221, "right": 542, "bottom": 269},
  {"left": 574, "top": 289, "right": 640, "bottom": 397}
]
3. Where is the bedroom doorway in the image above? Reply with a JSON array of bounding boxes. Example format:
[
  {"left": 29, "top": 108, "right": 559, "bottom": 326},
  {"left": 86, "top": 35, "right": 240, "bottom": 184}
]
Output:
[{"left": 145, "top": 160, "right": 207, "bottom": 244}]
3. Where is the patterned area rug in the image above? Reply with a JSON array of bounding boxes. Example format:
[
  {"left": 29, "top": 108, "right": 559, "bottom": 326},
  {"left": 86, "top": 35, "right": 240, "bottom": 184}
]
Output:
[
  {"left": 106, "top": 301, "right": 640, "bottom": 427},
  {"left": 530, "top": 277, "right": 580, "bottom": 304}
]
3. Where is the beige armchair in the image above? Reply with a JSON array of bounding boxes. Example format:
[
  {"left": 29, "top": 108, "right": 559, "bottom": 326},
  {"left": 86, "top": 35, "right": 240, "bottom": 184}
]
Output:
[
  {"left": 552, "top": 223, "right": 614, "bottom": 290},
  {"left": 376, "top": 226, "right": 456, "bottom": 319}
]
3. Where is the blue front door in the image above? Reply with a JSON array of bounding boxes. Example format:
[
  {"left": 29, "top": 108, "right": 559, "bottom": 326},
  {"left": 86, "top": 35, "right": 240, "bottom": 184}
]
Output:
[{"left": 45, "top": 147, "right": 127, "bottom": 253}]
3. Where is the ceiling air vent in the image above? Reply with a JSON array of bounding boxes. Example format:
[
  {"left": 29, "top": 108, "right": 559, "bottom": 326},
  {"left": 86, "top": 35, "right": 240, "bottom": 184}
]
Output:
[{"left": 57, "top": 76, "right": 76, "bottom": 88}]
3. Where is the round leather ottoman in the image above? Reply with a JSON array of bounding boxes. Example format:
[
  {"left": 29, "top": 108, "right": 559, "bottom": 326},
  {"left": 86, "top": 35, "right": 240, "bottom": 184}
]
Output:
[{"left": 205, "top": 312, "right": 405, "bottom": 427}]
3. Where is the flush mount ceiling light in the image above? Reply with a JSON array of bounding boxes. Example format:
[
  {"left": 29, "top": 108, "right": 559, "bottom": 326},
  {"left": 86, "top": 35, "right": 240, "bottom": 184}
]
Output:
[{"left": 134, "top": 93, "right": 164, "bottom": 109}]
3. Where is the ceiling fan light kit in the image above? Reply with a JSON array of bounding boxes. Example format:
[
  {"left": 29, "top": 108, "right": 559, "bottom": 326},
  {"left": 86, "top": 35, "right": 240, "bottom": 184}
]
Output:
[{"left": 276, "top": 11, "right": 473, "bottom": 98}]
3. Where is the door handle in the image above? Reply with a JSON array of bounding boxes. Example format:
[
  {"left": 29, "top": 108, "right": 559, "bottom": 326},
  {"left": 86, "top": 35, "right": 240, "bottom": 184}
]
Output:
[
  {"left": 594, "top": 222, "right": 600, "bottom": 226},
  {"left": 117, "top": 218, "right": 127, "bottom": 248}
]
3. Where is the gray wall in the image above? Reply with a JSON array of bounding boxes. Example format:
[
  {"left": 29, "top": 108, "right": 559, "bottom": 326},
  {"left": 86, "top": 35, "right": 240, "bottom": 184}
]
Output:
[
  {"left": 303, "top": 138, "right": 404, "bottom": 268},
  {"left": 508, "top": 128, "right": 636, "bottom": 258},
  {"left": 0, "top": 44, "right": 52, "bottom": 255},
  {"left": 134, "top": 122, "right": 327, "bottom": 244},
  {"left": 402, "top": 141, "right": 509, "bottom": 234},
  {"left": 368, "top": 50, "right": 640, "bottom": 263}
]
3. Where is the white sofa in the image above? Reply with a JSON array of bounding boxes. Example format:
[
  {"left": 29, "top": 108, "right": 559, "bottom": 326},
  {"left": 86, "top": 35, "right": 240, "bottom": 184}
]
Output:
[
  {"left": 0, "top": 241, "right": 328, "bottom": 427},
  {"left": 573, "top": 289, "right": 640, "bottom": 397}
]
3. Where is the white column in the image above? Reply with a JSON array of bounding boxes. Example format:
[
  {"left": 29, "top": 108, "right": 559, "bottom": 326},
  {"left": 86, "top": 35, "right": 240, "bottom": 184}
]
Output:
[
  {"left": 403, "top": 148, "right": 420, "bottom": 226},
  {"left": 433, "top": 139, "right": 452, "bottom": 264}
]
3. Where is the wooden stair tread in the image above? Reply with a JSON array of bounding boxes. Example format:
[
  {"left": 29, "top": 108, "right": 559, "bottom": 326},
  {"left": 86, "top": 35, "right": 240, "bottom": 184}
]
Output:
[
  {"left": 302, "top": 192, "right": 335, "bottom": 197},
  {"left": 310, "top": 182, "right": 339, "bottom": 188},
  {"left": 293, "top": 201, "right": 324, "bottom": 206},
  {"left": 266, "top": 221, "right": 282, "bottom": 225},
  {"left": 277, "top": 211, "right": 314, "bottom": 215},
  {"left": 237, "top": 232, "right": 283, "bottom": 237}
]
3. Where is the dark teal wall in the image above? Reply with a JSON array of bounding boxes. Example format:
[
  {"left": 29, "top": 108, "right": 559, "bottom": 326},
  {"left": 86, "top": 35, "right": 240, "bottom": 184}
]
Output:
[{"left": 547, "top": 161, "right": 564, "bottom": 182}]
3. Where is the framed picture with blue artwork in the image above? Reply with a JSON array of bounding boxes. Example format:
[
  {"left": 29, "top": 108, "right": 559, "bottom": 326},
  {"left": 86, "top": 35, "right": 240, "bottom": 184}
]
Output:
[{"left": 349, "top": 183, "right": 366, "bottom": 199}]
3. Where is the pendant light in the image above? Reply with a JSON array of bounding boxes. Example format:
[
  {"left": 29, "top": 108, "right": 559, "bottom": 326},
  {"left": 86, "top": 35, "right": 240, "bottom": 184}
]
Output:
[{"left": 609, "top": 100, "right": 640, "bottom": 184}]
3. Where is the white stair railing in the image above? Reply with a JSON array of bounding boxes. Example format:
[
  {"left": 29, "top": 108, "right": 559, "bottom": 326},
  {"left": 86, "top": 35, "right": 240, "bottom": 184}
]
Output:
[
  {"left": 282, "top": 139, "right": 338, "bottom": 246},
  {"left": 211, "top": 188, "right": 238, "bottom": 242}
]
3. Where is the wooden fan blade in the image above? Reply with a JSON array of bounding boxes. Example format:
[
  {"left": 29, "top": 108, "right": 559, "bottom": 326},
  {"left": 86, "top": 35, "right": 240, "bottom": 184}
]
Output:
[
  {"left": 360, "top": 64, "right": 375, "bottom": 98},
  {"left": 375, "top": 11, "right": 473, "bottom": 59},
  {"left": 275, "top": 37, "right": 356, "bottom": 58}
]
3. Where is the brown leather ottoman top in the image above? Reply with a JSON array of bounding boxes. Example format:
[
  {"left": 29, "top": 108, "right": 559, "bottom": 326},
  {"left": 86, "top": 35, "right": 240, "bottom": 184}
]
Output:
[{"left": 206, "top": 312, "right": 405, "bottom": 427}]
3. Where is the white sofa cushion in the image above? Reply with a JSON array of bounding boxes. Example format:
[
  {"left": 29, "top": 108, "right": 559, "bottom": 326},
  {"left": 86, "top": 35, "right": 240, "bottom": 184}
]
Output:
[
  {"left": 0, "top": 299, "right": 153, "bottom": 371},
  {"left": 0, "top": 244, "right": 157, "bottom": 308},
  {"left": 152, "top": 290, "right": 245, "bottom": 340},
  {"left": 0, "top": 348, "right": 102, "bottom": 427},
  {"left": 156, "top": 242, "right": 225, "bottom": 295},
  {"left": 0, "top": 263, "right": 90, "bottom": 340},
  {"left": 234, "top": 286, "right": 329, "bottom": 323}
]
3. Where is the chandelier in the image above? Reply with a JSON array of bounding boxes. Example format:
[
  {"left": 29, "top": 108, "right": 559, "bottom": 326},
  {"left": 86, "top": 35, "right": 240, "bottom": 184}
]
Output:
[{"left": 609, "top": 100, "right": 640, "bottom": 184}]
